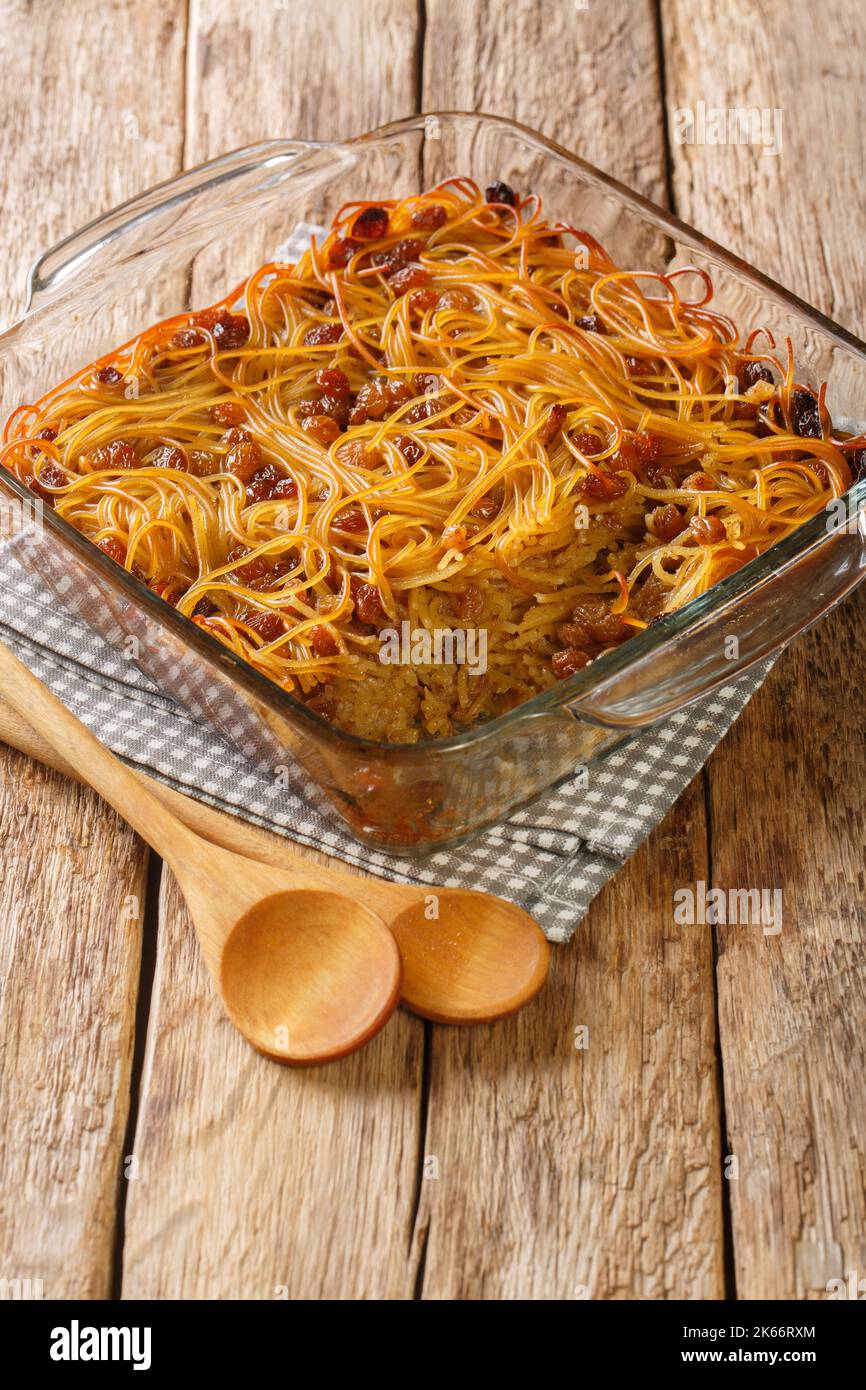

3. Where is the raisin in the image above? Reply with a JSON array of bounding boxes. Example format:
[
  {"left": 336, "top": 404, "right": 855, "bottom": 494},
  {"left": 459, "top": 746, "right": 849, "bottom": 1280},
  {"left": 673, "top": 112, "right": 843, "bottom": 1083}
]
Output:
[
  {"left": 572, "top": 432, "right": 603, "bottom": 457},
  {"left": 485, "top": 180, "right": 517, "bottom": 206},
  {"left": 650, "top": 504, "right": 686, "bottom": 541},
  {"left": 272, "top": 551, "right": 299, "bottom": 577},
  {"left": 188, "top": 450, "right": 214, "bottom": 476},
  {"left": 95, "top": 365, "right": 123, "bottom": 385},
  {"left": 373, "top": 239, "right": 424, "bottom": 274},
  {"left": 97, "top": 536, "right": 126, "bottom": 565},
  {"left": 756, "top": 400, "right": 782, "bottom": 437},
  {"left": 414, "top": 372, "right": 440, "bottom": 396},
  {"left": 411, "top": 203, "right": 447, "bottom": 230},
  {"left": 150, "top": 445, "right": 188, "bottom": 471},
  {"left": 210, "top": 401, "right": 245, "bottom": 426},
  {"left": 739, "top": 360, "right": 774, "bottom": 390},
  {"left": 348, "top": 406, "right": 367, "bottom": 426},
  {"left": 350, "top": 575, "right": 386, "bottom": 625},
  {"left": 352, "top": 206, "right": 390, "bottom": 240},
  {"left": 37, "top": 463, "right": 66, "bottom": 491},
  {"left": 538, "top": 403, "right": 567, "bottom": 446},
  {"left": 36, "top": 427, "right": 57, "bottom": 441},
  {"left": 315, "top": 367, "right": 351, "bottom": 398},
  {"left": 690, "top": 515, "right": 727, "bottom": 544},
  {"left": 319, "top": 395, "right": 350, "bottom": 430},
  {"left": 626, "top": 356, "right": 655, "bottom": 377},
  {"left": 552, "top": 648, "right": 590, "bottom": 679},
  {"left": 223, "top": 426, "right": 252, "bottom": 445},
  {"left": 438, "top": 289, "right": 475, "bottom": 312},
  {"left": 302, "top": 414, "right": 341, "bottom": 445},
  {"left": 88, "top": 439, "right": 137, "bottom": 471},
  {"left": 245, "top": 464, "right": 282, "bottom": 504},
  {"left": 193, "top": 597, "right": 218, "bottom": 618},
  {"left": 152, "top": 579, "right": 183, "bottom": 607},
  {"left": 566, "top": 598, "right": 629, "bottom": 646},
  {"left": 579, "top": 471, "right": 628, "bottom": 501},
  {"left": 575, "top": 314, "right": 606, "bottom": 334},
  {"left": 214, "top": 313, "right": 250, "bottom": 350},
  {"left": 270, "top": 476, "right": 298, "bottom": 500},
  {"left": 226, "top": 440, "right": 264, "bottom": 482},
  {"left": 328, "top": 237, "right": 361, "bottom": 268},
  {"left": 238, "top": 608, "right": 285, "bottom": 643},
  {"left": 309, "top": 624, "right": 339, "bottom": 656},
  {"left": 193, "top": 308, "right": 249, "bottom": 349},
  {"left": 337, "top": 440, "right": 385, "bottom": 469},
  {"left": 790, "top": 388, "right": 822, "bottom": 439},
  {"left": 470, "top": 493, "right": 500, "bottom": 521},
  {"left": 172, "top": 328, "right": 205, "bottom": 350},
  {"left": 227, "top": 545, "right": 269, "bottom": 584},
  {"left": 452, "top": 584, "right": 484, "bottom": 621},
  {"left": 683, "top": 471, "right": 716, "bottom": 491},
  {"left": 304, "top": 322, "right": 344, "bottom": 347},
  {"left": 355, "top": 380, "right": 389, "bottom": 419},
  {"left": 334, "top": 504, "right": 368, "bottom": 532},
  {"left": 389, "top": 265, "right": 430, "bottom": 296},
  {"left": 405, "top": 398, "right": 438, "bottom": 424},
  {"left": 632, "top": 432, "right": 662, "bottom": 463},
  {"left": 386, "top": 380, "right": 413, "bottom": 406},
  {"left": 409, "top": 289, "right": 440, "bottom": 315},
  {"left": 395, "top": 434, "right": 423, "bottom": 464}
]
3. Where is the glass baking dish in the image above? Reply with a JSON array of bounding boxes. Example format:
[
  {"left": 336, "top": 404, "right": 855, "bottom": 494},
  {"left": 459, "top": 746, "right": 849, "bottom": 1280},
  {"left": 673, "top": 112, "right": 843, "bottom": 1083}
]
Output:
[{"left": 1, "top": 112, "right": 865, "bottom": 850}]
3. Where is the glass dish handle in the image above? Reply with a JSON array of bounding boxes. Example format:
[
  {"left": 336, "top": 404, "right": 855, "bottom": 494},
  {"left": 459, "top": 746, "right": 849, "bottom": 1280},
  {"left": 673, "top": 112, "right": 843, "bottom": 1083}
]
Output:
[
  {"left": 565, "top": 494, "right": 866, "bottom": 728},
  {"left": 25, "top": 139, "right": 327, "bottom": 313}
]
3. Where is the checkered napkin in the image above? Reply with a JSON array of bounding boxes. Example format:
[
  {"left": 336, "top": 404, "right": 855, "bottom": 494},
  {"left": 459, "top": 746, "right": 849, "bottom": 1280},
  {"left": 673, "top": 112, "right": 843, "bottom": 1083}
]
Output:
[{"left": 0, "top": 223, "right": 773, "bottom": 941}]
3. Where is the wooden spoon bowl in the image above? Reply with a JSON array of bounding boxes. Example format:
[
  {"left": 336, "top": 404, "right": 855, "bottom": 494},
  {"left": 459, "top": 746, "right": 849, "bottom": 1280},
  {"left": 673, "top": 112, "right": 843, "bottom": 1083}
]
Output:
[
  {"left": 388, "top": 889, "right": 550, "bottom": 1024},
  {"left": 221, "top": 888, "right": 401, "bottom": 1062}
]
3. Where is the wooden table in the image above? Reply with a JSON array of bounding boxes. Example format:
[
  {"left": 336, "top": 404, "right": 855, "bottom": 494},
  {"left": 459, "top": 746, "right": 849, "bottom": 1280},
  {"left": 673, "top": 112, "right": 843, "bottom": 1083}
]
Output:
[{"left": 1, "top": 0, "right": 864, "bottom": 1301}]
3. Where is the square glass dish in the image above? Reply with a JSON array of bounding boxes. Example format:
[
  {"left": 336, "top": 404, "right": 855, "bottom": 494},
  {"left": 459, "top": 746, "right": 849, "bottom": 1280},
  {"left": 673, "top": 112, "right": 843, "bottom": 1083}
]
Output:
[{"left": 1, "top": 112, "right": 865, "bottom": 850}]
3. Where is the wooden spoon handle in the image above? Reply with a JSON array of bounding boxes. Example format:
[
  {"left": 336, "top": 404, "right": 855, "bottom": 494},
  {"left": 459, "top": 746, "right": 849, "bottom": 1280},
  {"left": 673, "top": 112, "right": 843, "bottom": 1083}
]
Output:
[{"left": 0, "top": 640, "right": 201, "bottom": 873}]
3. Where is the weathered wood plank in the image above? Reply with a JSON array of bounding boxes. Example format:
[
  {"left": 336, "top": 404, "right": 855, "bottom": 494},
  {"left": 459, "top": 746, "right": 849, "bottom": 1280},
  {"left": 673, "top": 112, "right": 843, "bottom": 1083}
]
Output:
[
  {"left": 0, "top": 751, "right": 149, "bottom": 1299},
  {"left": 0, "top": 0, "right": 186, "bottom": 1298},
  {"left": 120, "top": 0, "right": 426, "bottom": 1300},
  {"left": 664, "top": 0, "right": 866, "bottom": 1298},
  {"left": 413, "top": 0, "right": 724, "bottom": 1300}
]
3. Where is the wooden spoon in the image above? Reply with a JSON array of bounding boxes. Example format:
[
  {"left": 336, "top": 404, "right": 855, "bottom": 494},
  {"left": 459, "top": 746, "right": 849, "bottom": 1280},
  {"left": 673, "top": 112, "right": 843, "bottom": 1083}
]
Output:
[
  {"left": 0, "top": 696, "right": 551, "bottom": 1024},
  {"left": 0, "top": 640, "right": 401, "bottom": 1066},
  {"left": 0, "top": 686, "right": 551, "bottom": 1026}
]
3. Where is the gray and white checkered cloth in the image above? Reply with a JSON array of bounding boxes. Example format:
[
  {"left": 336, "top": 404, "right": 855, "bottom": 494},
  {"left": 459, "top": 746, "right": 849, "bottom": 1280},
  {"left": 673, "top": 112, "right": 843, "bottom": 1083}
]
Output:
[{"left": 0, "top": 222, "right": 773, "bottom": 941}]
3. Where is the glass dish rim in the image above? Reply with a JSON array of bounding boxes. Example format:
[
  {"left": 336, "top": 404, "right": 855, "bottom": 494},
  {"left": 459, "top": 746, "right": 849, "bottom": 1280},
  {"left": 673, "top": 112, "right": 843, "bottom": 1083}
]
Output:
[{"left": 2, "top": 108, "right": 865, "bottom": 756}]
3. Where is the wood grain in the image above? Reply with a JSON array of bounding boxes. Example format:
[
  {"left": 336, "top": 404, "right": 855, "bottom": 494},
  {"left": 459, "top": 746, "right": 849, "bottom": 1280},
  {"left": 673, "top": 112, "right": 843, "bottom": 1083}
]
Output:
[
  {"left": 413, "top": 0, "right": 724, "bottom": 1299},
  {"left": 416, "top": 781, "right": 723, "bottom": 1300},
  {"left": 119, "top": 0, "right": 426, "bottom": 1299},
  {"left": 184, "top": 0, "right": 420, "bottom": 160},
  {"left": 0, "top": 748, "right": 148, "bottom": 1299},
  {"left": 423, "top": 0, "right": 667, "bottom": 203},
  {"left": 0, "top": 0, "right": 186, "bottom": 1298},
  {"left": 2, "top": 0, "right": 863, "bottom": 1303},
  {"left": 664, "top": 0, "right": 866, "bottom": 1298}
]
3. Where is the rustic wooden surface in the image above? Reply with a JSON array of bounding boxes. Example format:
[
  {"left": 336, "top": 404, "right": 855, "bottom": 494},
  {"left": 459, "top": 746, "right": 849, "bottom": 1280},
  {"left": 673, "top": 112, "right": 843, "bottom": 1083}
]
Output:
[{"left": 0, "top": 0, "right": 863, "bottom": 1301}]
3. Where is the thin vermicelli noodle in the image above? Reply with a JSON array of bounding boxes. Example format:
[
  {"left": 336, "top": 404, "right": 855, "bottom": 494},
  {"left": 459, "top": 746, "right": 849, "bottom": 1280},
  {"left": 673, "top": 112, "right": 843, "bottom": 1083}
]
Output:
[{"left": 3, "top": 178, "right": 862, "bottom": 741}]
